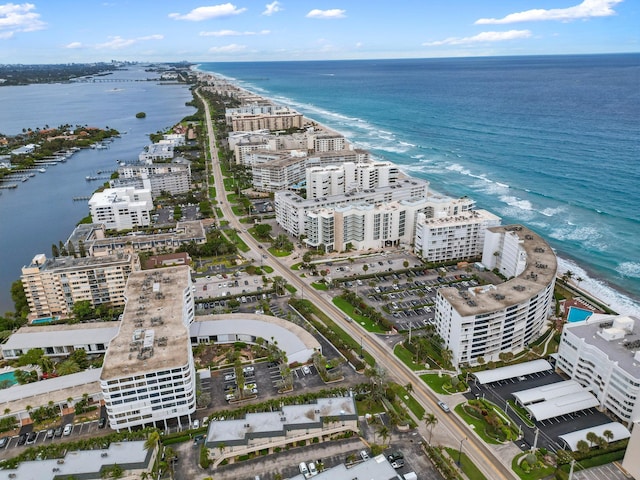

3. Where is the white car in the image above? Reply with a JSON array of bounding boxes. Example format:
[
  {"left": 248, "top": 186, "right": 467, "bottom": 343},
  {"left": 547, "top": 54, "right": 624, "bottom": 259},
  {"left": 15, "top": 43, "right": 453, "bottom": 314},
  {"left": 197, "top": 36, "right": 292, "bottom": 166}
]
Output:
[
  {"left": 301, "top": 365, "right": 311, "bottom": 375},
  {"left": 192, "top": 419, "right": 200, "bottom": 429},
  {"left": 243, "top": 366, "right": 255, "bottom": 374},
  {"left": 62, "top": 424, "right": 73, "bottom": 436},
  {"left": 360, "top": 450, "right": 370, "bottom": 461},
  {"left": 308, "top": 462, "right": 318, "bottom": 476}
]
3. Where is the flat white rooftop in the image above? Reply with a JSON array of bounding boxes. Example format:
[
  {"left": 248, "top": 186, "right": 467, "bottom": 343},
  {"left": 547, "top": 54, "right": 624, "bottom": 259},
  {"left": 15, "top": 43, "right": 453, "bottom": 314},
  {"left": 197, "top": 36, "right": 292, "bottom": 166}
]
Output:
[
  {"left": 289, "top": 454, "right": 397, "bottom": 480},
  {"left": 513, "top": 380, "right": 585, "bottom": 406},
  {"left": 525, "top": 390, "right": 599, "bottom": 421},
  {"left": 558, "top": 422, "right": 630, "bottom": 451},
  {"left": 472, "top": 359, "right": 553, "bottom": 385}
]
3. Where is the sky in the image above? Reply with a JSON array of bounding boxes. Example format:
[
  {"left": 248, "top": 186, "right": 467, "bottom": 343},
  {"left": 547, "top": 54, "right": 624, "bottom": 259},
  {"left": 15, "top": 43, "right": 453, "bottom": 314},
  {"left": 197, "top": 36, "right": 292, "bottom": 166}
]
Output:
[{"left": 0, "top": 1, "right": 637, "bottom": 63}]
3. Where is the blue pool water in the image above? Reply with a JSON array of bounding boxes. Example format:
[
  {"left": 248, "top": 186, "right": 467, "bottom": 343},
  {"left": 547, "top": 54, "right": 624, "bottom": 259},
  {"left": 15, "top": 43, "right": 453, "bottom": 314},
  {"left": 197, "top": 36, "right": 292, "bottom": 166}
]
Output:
[
  {"left": 31, "top": 316, "right": 58, "bottom": 325},
  {"left": 0, "top": 371, "right": 17, "bottom": 386},
  {"left": 567, "top": 307, "right": 594, "bottom": 323}
]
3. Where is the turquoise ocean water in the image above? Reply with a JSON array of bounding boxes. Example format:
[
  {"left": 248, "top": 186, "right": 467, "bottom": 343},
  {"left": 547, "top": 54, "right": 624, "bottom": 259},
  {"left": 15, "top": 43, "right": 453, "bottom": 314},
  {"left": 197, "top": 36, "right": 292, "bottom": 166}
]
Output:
[{"left": 199, "top": 54, "right": 640, "bottom": 315}]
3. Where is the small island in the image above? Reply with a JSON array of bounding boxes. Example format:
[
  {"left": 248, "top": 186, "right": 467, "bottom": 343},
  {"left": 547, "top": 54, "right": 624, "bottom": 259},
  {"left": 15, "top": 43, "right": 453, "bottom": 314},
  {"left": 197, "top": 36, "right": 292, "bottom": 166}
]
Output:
[{"left": 135, "top": 112, "right": 146, "bottom": 119}]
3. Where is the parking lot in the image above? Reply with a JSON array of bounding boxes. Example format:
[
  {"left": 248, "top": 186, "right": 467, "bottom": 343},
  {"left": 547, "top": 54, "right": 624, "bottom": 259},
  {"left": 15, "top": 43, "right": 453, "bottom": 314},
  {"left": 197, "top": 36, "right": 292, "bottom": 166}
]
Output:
[
  {"left": 469, "top": 370, "right": 614, "bottom": 453},
  {"left": 317, "top": 252, "right": 484, "bottom": 332},
  {"left": 193, "top": 270, "right": 267, "bottom": 302}
]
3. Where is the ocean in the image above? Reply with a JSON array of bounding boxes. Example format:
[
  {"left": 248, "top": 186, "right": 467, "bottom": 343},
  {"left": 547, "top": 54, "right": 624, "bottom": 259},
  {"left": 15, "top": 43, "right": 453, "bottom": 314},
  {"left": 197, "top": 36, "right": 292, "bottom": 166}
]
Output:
[
  {"left": 0, "top": 65, "right": 195, "bottom": 313},
  {"left": 198, "top": 54, "right": 640, "bottom": 315}
]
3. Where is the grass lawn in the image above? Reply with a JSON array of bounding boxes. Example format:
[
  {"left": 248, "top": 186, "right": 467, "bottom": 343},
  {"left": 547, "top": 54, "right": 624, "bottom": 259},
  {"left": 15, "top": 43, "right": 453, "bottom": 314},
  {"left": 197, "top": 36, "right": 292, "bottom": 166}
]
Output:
[
  {"left": 394, "top": 344, "right": 425, "bottom": 371},
  {"left": 215, "top": 208, "right": 223, "bottom": 218},
  {"left": 285, "top": 284, "right": 297, "bottom": 294},
  {"left": 356, "top": 399, "right": 385, "bottom": 415},
  {"left": 511, "top": 452, "right": 556, "bottom": 480},
  {"left": 420, "top": 373, "right": 454, "bottom": 395},
  {"left": 332, "top": 297, "right": 385, "bottom": 333},
  {"left": 223, "top": 177, "right": 236, "bottom": 192},
  {"left": 311, "top": 282, "right": 328, "bottom": 291},
  {"left": 262, "top": 266, "right": 274, "bottom": 273},
  {"left": 225, "top": 230, "right": 249, "bottom": 252},
  {"left": 444, "top": 447, "right": 488, "bottom": 480},
  {"left": 291, "top": 263, "right": 301, "bottom": 270},
  {"left": 267, "top": 247, "right": 292, "bottom": 257},
  {"left": 226, "top": 193, "right": 239, "bottom": 202},
  {"left": 391, "top": 383, "right": 425, "bottom": 419},
  {"left": 208, "top": 186, "right": 216, "bottom": 198},
  {"left": 453, "top": 403, "right": 501, "bottom": 445}
]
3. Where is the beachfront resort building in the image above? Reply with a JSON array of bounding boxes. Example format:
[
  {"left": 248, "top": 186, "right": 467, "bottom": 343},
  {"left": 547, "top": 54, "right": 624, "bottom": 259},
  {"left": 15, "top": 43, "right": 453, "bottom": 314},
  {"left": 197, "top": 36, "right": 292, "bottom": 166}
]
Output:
[
  {"left": 414, "top": 209, "right": 502, "bottom": 263},
  {"left": 556, "top": 314, "right": 640, "bottom": 427},
  {"left": 225, "top": 104, "right": 304, "bottom": 132},
  {"left": 89, "top": 187, "right": 153, "bottom": 231},
  {"left": 435, "top": 225, "right": 557, "bottom": 367},
  {"left": 275, "top": 177, "right": 430, "bottom": 239},
  {"left": 20, "top": 252, "right": 138, "bottom": 319},
  {"left": 138, "top": 142, "right": 175, "bottom": 163},
  {"left": 100, "top": 266, "right": 196, "bottom": 430},
  {"left": 305, "top": 198, "right": 429, "bottom": 252},
  {"left": 306, "top": 161, "right": 399, "bottom": 199}
]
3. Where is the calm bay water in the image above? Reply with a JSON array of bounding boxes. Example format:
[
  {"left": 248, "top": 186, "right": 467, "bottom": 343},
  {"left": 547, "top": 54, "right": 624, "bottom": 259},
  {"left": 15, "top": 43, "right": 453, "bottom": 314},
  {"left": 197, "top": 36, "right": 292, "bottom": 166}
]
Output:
[
  {"left": 0, "top": 66, "right": 194, "bottom": 313},
  {"left": 199, "top": 54, "right": 640, "bottom": 315}
]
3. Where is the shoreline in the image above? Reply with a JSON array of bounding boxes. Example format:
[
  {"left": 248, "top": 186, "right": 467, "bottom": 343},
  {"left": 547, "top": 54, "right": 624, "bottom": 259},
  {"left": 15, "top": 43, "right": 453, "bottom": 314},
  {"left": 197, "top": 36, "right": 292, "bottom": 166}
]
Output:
[{"left": 197, "top": 66, "right": 640, "bottom": 318}]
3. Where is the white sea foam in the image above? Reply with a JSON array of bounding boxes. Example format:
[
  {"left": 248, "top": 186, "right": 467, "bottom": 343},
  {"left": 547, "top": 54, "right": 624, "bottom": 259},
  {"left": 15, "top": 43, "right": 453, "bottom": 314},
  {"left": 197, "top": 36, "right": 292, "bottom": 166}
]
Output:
[
  {"left": 412, "top": 154, "right": 425, "bottom": 160},
  {"left": 499, "top": 195, "right": 533, "bottom": 211},
  {"left": 539, "top": 206, "right": 566, "bottom": 217},
  {"left": 557, "top": 257, "right": 640, "bottom": 317},
  {"left": 617, "top": 262, "right": 640, "bottom": 278}
]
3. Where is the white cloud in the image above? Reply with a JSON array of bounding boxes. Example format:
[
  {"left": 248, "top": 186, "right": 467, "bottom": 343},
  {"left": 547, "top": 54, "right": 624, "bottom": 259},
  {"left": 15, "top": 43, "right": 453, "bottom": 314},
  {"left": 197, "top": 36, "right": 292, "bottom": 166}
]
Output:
[
  {"left": 169, "top": 3, "right": 247, "bottom": 21},
  {"left": 65, "top": 41, "right": 83, "bottom": 49},
  {"left": 96, "top": 34, "right": 164, "bottom": 49},
  {"left": 200, "top": 29, "right": 270, "bottom": 37},
  {"left": 208, "top": 43, "right": 246, "bottom": 53},
  {"left": 0, "top": 2, "right": 46, "bottom": 38},
  {"left": 262, "top": 1, "right": 282, "bottom": 16},
  {"left": 475, "top": 0, "right": 623, "bottom": 24},
  {"left": 306, "top": 9, "right": 346, "bottom": 19},
  {"left": 423, "top": 30, "right": 532, "bottom": 46}
]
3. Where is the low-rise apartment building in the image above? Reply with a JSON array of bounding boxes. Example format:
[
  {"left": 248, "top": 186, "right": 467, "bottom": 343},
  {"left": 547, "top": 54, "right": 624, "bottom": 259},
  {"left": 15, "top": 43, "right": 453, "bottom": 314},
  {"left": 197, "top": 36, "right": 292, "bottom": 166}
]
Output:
[
  {"left": 21, "top": 252, "right": 138, "bottom": 319},
  {"left": 435, "top": 225, "right": 556, "bottom": 367},
  {"left": 556, "top": 314, "right": 640, "bottom": 427},
  {"left": 100, "top": 266, "right": 196, "bottom": 430},
  {"left": 89, "top": 187, "right": 153, "bottom": 231}
]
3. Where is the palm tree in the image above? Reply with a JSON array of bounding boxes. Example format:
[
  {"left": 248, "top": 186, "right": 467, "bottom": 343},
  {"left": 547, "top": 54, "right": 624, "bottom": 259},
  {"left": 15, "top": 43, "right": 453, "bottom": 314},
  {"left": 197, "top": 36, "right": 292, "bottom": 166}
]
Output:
[
  {"left": 576, "top": 439, "right": 590, "bottom": 454},
  {"left": 377, "top": 425, "right": 390, "bottom": 446},
  {"left": 586, "top": 431, "right": 598, "bottom": 447},
  {"left": 424, "top": 413, "right": 438, "bottom": 444},
  {"left": 603, "top": 429, "right": 614, "bottom": 443},
  {"left": 144, "top": 430, "right": 161, "bottom": 452}
]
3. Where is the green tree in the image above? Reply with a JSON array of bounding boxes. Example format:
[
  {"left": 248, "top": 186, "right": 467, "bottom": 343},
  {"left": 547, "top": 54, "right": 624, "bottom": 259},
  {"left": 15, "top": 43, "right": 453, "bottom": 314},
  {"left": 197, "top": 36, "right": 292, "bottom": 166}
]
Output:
[
  {"left": 56, "top": 359, "right": 80, "bottom": 376},
  {"left": 72, "top": 300, "right": 93, "bottom": 321},
  {"left": 602, "top": 429, "right": 614, "bottom": 443},
  {"left": 424, "top": 412, "right": 438, "bottom": 444},
  {"left": 254, "top": 223, "right": 272, "bottom": 238},
  {"left": 17, "top": 348, "right": 45, "bottom": 367},
  {"left": 69, "top": 349, "right": 89, "bottom": 370},
  {"left": 586, "top": 431, "right": 598, "bottom": 447},
  {"left": 576, "top": 439, "right": 590, "bottom": 454}
]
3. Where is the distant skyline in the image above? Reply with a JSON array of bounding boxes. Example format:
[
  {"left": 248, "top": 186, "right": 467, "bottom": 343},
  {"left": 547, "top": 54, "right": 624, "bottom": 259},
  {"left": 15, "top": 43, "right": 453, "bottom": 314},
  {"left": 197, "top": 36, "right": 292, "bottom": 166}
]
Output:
[{"left": 0, "top": 1, "right": 638, "bottom": 64}]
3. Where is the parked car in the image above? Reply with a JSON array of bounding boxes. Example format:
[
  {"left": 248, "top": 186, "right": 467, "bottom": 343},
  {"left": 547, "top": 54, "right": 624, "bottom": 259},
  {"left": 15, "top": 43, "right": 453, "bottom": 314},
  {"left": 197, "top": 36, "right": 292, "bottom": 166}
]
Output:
[
  {"left": 26, "top": 432, "right": 37, "bottom": 445},
  {"left": 391, "top": 459, "right": 405, "bottom": 469},
  {"left": 192, "top": 419, "right": 200, "bottom": 429},
  {"left": 98, "top": 417, "right": 107, "bottom": 429},
  {"left": 308, "top": 462, "right": 318, "bottom": 476},
  {"left": 301, "top": 365, "right": 311, "bottom": 375},
  {"left": 62, "top": 424, "right": 73, "bottom": 436},
  {"left": 17, "top": 433, "right": 27, "bottom": 446},
  {"left": 299, "top": 462, "right": 309, "bottom": 476},
  {"left": 0, "top": 437, "right": 8, "bottom": 448},
  {"left": 243, "top": 366, "right": 255, "bottom": 374},
  {"left": 54, "top": 426, "right": 63, "bottom": 437},
  {"left": 360, "top": 450, "right": 370, "bottom": 461},
  {"left": 387, "top": 451, "right": 404, "bottom": 462},
  {"left": 46, "top": 428, "right": 55, "bottom": 439},
  {"left": 224, "top": 373, "right": 236, "bottom": 381}
]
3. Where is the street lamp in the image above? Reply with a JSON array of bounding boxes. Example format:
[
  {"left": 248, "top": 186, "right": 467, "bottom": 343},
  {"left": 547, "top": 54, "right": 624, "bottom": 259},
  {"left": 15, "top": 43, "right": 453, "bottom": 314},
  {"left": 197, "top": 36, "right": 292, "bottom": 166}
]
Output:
[{"left": 457, "top": 436, "right": 467, "bottom": 466}]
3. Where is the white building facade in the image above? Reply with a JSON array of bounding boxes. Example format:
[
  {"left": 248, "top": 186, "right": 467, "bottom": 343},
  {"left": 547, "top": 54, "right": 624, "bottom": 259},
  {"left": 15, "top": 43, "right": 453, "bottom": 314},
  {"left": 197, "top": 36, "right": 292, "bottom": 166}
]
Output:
[
  {"left": 435, "top": 225, "right": 557, "bottom": 367},
  {"left": 89, "top": 187, "right": 153, "bottom": 231},
  {"left": 414, "top": 209, "right": 501, "bottom": 263},
  {"left": 100, "top": 266, "right": 196, "bottom": 431},
  {"left": 556, "top": 315, "right": 640, "bottom": 428}
]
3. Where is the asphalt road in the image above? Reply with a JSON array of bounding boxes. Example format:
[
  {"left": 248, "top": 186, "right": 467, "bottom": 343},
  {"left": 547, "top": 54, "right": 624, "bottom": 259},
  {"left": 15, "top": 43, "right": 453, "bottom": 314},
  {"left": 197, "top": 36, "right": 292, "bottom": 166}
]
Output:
[{"left": 197, "top": 87, "right": 518, "bottom": 480}]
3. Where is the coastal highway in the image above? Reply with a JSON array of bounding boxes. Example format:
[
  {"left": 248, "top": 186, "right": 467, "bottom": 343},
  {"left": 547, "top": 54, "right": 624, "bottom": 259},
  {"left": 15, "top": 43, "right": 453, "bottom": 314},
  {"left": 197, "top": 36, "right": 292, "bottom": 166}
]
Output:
[{"left": 196, "top": 87, "right": 517, "bottom": 480}]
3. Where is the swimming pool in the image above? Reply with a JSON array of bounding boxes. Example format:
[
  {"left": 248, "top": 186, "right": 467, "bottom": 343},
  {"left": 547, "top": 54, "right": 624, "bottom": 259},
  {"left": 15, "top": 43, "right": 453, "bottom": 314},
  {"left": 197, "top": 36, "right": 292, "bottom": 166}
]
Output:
[
  {"left": 31, "top": 316, "right": 59, "bottom": 325},
  {"left": 567, "top": 306, "right": 594, "bottom": 323},
  {"left": 0, "top": 371, "right": 17, "bottom": 387}
]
